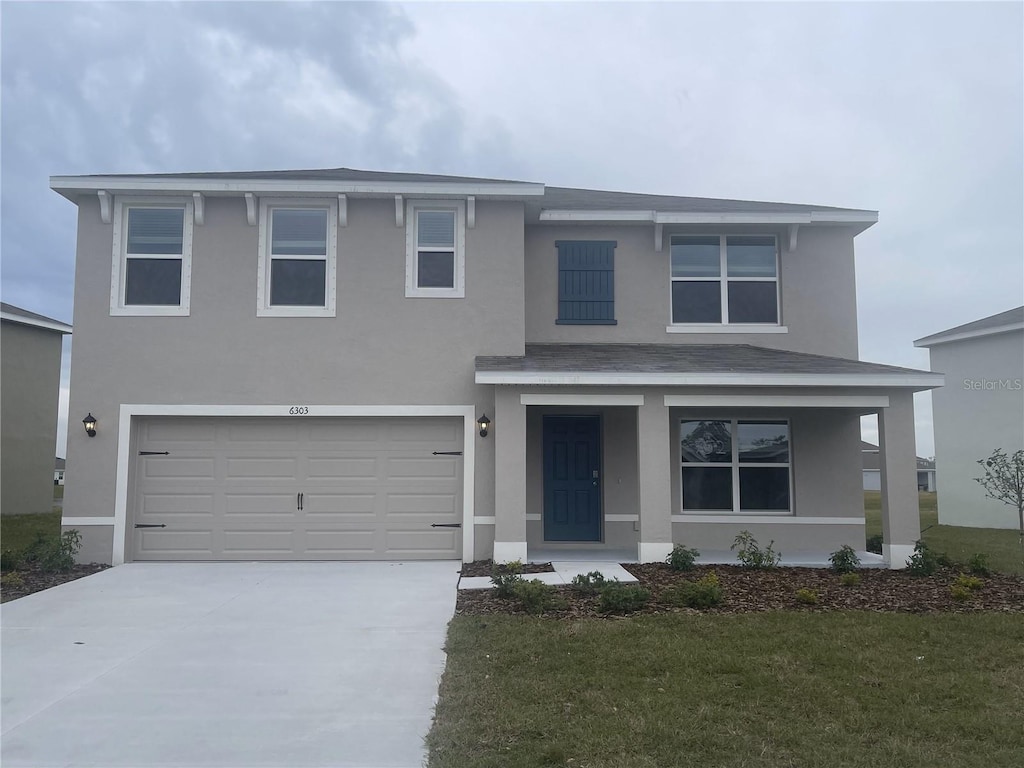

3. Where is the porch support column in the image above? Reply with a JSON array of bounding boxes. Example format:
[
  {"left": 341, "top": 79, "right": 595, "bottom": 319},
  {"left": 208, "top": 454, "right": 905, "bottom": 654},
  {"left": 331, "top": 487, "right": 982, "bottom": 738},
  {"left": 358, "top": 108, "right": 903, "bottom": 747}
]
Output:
[
  {"left": 493, "top": 387, "right": 527, "bottom": 562},
  {"left": 637, "top": 399, "right": 673, "bottom": 562},
  {"left": 878, "top": 391, "right": 921, "bottom": 568}
]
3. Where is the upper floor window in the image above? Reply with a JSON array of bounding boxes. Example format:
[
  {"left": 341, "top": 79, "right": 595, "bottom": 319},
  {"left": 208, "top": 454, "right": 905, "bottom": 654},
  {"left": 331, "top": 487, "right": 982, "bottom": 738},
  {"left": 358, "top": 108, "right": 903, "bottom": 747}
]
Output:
[
  {"left": 669, "top": 235, "right": 780, "bottom": 327},
  {"left": 405, "top": 201, "right": 465, "bottom": 298},
  {"left": 257, "top": 198, "right": 337, "bottom": 317},
  {"left": 555, "top": 240, "right": 617, "bottom": 325},
  {"left": 110, "top": 199, "right": 193, "bottom": 316}
]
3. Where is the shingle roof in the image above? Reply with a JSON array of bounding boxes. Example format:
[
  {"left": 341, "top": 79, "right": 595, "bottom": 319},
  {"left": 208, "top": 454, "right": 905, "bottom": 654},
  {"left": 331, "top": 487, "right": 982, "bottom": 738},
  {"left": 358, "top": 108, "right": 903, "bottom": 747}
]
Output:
[
  {"left": 915, "top": 306, "right": 1024, "bottom": 347},
  {"left": 72, "top": 167, "right": 531, "bottom": 185},
  {"left": 0, "top": 302, "right": 72, "bottom": 333}
]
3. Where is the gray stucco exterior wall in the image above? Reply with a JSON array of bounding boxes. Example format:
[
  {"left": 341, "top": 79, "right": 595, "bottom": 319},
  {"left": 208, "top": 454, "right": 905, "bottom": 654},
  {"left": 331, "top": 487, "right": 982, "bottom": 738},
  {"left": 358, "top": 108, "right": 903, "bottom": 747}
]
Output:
[{"left": 1, "top": 322, "right": 64, "bottom": 516}]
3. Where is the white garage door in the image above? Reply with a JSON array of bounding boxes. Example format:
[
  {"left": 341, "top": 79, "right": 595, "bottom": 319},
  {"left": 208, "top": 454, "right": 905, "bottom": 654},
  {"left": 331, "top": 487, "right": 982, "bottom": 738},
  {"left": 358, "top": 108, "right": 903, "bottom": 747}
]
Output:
[{"left": 132, "top": 417, "right": 463, "bottom": 561}]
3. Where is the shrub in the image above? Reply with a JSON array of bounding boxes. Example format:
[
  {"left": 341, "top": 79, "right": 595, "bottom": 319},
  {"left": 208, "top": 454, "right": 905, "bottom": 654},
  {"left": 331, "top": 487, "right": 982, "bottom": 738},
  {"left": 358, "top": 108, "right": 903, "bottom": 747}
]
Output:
[
  {"left": 967, "top": 553, "right": 992, "bottom": 576},
  {"left": 665, "top": 544, "right": 700, "bottom": 572},
  {"left": 598, "top": 583, "right": 650, "bottom": 614},
  {"left": 950, "top": 584, "right": 972, "bottom": 602},
  {"left": 0, "top": 549, "right": 23, "bottom": 572},
  {"left": 905, "top": 540, "right": 939, "bottom": 577},
  {"left": 731, "top": 530, "right": 781, "bottom": 569},
  {"left": 1, "top": 572, "right": 25, "bottom": 589},
  {"left": 829, "top": 544, "right": 861, "bottom": 574},
  {"left": 24, "top": 530, "right": 82, "bottom": 573},
  {"left": 512, "top": 579, "right": 564, "bottom": 615},
  {"left": 666, "top": 572, "right": 723, "bottom": 609},
  {"left": 795, "top": 588, "right": 819, "bottom": 605},
  {"left": 839, "top": 572, "right": 861, "bottom": 587},
  {"left": 490, "top": 562, "right": 525, "bottom": 598},
  {"left": 954, "top": 573, "right": 984, "bottom": 591},
  {"left": 570, "top": 571, "right": 611, "bottom": 594},
  {"left": 865, "top": 534, "right": 883, "bottom": 555}
]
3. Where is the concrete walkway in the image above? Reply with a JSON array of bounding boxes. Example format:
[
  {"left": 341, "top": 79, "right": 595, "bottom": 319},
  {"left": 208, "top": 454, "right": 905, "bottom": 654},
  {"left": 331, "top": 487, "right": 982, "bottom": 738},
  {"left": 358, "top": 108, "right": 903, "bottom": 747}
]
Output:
[{"left": 1, "top": 561, "right": 460, "bottom": 768}]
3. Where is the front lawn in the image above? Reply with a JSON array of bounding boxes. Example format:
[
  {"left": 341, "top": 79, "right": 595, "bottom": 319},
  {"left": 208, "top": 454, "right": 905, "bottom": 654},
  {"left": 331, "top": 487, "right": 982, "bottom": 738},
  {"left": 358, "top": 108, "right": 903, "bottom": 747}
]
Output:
[
  {"left": 428, "top": 613, "right": 1024, "bottom": 768},
  {"left": 1, "top": 511, "right": 62, "bottom": 554},
  {"left": 1, "top": 512, "right": 108, "bottom": 602},
  {"left": 865, "top": 491, "right": 1023, "bottom": 575}
]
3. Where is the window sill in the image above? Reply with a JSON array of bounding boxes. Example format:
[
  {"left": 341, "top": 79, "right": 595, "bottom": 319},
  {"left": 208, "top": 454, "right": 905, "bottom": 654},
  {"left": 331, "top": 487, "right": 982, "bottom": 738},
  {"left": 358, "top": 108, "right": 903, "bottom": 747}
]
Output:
[
  {"left": 405, "top": 287, "right": 465, "bottom": 299},
  {"left": 672, "top": 514, "right": 862, "bottom": 525},
  {"left": 257, "top": 306, "right": 336, "bottom": 318},
  {"left": 556, "top": 319, "right": 617, "bottom": 325},
  {"left": 666, "top": 324, "right": 788, "bottom": 334},
  {"left": 110, "top": 305, "right": 190, "bottom": 317}
]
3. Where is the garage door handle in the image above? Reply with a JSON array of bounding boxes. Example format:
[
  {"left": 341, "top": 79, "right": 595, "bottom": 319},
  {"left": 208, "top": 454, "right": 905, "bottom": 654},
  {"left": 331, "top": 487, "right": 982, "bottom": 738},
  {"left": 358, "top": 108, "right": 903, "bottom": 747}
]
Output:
[
  {"left": 135, "top": 524, "right": 166, "bottom": 529},
  {"left": 431, "top": 523, "right": 462, "bottom": 528},
  {"left": 432, "top": 451, "right": 462, "bottom": 456},
  {"left": 297, "top": 492, "right": 304, "bottom": 511},
  {"left": 139, "top": 451, "right": 170, "bottom": 456}
]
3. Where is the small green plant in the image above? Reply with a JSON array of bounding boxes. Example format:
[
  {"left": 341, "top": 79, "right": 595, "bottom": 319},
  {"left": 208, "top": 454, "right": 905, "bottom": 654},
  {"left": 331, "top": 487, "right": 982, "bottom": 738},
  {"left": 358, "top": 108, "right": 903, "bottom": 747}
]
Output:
[
  {"left": 1, "top": 572, "right": 25, "bottom": 589},
  {"left": 953, "top": 573, "right": 984, "bottom": 591},
  {"left": 905, "top": 540, "right": 939, "bottom": 577},
  {"left": 512, "top": 579, "right": 564, "bottom": 615},
  {"left": 865, "top": 534, "right": 883, "bottom": 555},
  {"left": 24, "top": 529, "right": 82, "bottom": 573},
  {"left": 570, "top": 571, "right": 611, "bottom": 594},
  {"left": 950, "top": 584, "right": 972, "bottom": 602},
  {"left": 666, "top": 572, "right": 723, "bottom": 609},
  {"left": 0, "top": 549, "right": 24, "bottom": 572},
  {"left": 829, "top": 544, "right": 861, "bottom": 574},
  {"left": 795, "top": 588, "right": 819, "bottom": 605},
  {"left": 731, "top": 530, "right": 781, "bottom": 569},
  {"left": 665, "top": 544, "right": 700, "bottom": 572},
  {"left": 490, "top": 560, "right": 525, "bottom": 598},
  {"left": 839, "top": 572, "right": 861, "bottom": 587},
  {"left": 967, "top": 553, "right": 992, "bottom": 576},
  {"left": 598, "top": 583, "right": 650, "bottom": 614}
]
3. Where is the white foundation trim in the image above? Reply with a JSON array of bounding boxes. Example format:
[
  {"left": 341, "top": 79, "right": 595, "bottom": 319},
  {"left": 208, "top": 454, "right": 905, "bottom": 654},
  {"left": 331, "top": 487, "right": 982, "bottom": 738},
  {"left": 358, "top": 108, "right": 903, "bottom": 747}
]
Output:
[
  {"left": 114, "top": 404, "right": 477, "bottom": 566},
  {"left": 493, "top": 541, "right": 529, "bottom": 563},
  {"left": 664, "top": 395, "right": 890, "bottom": 408},
  {"left": 61, "top": 517, "right": 115, "bottom": 526},
  {"left": 606, "top": 514, "right": 639, "bottom": 522},
  {"left": 638, "top": 542, "right": 674, "bottom": 563},
  {"left": 477, "top": 371, "right": 944, "bottom": 388},
  {"left": 520, "top": 394, "right": 644, "bottom": 406},
  {"left": 526, "top": 513, "right": 542, "bottom": 521},
  {"left": 883, "top": 543, "right": 916, "bottom": 569},
  {"left": 672, "top": 515, "right": 864, "bottom": 525},
  {"left": 474, "top": 516, "right": 496, "bottom": 525}
]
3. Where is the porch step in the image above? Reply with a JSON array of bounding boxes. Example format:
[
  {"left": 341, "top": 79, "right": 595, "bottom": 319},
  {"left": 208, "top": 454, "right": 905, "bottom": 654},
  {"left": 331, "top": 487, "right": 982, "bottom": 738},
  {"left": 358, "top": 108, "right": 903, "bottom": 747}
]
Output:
[{"left": 459, "top": 561, "right": 638, "bottom": 591}]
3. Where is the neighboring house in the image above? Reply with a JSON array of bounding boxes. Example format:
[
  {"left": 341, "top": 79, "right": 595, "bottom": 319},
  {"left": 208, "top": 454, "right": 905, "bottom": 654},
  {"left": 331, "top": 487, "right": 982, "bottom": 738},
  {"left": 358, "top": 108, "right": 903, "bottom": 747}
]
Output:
[
  {"left": 0, "top": 303, "right": 72, "bottom": 515},
  {"left": 55, "top": 457, "right": 66, "bottom": 486},
  {"left": 861, "top": 441, "right": 935, "bottom": 492},
  {"left": 915, "top": 307, "right": 1024, "bottom": 528},
  {"left": 50, "top": 168, "right": 942, "bottom": 568}
]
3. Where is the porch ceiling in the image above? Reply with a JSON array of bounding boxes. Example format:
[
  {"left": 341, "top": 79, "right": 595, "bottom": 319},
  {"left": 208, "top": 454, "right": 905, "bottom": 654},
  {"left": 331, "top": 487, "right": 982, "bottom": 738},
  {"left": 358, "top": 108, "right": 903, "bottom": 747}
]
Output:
[{"left": 476, "top": 344, "right": 943, "bottom": 390}]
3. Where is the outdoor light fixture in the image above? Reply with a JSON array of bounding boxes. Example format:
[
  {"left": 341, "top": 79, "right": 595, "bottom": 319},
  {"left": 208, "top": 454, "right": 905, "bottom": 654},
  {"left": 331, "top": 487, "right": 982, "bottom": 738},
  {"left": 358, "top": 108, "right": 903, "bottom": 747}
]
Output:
[
  {"left": 478, "top": 413, "right": 491, "bottom": 438},
  {"left": 82, "top": 413, "right": 97, "bottom": 438}
]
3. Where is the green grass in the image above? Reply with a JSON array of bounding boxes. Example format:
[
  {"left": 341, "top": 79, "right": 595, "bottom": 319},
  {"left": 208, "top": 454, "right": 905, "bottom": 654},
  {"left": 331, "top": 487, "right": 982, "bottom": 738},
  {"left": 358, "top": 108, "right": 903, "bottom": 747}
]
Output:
[
  {"left": 865, "top": 491, "right": 1023, "bottom": 575},
  {"left": 1, "top": 512, "right": 62, "bottom": 559},
  {"left": 428, "top": 613, "right": 1024, "bottom": 768}
]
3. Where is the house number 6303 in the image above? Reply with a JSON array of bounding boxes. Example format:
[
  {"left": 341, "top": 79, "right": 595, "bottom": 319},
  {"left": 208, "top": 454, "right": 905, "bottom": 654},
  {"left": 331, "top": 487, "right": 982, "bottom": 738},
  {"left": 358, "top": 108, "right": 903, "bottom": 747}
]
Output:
[{"left": 288, "top": 406, "right": 310, "bottom": 415}]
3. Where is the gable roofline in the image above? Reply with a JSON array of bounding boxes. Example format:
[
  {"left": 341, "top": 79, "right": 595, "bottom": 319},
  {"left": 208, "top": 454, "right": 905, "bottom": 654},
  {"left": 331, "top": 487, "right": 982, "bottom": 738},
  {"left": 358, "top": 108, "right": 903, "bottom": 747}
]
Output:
[
  {"left": 0, "top": 303, "right": 72, "bottom": 334},
  {"left": 914, "top": 306, "right": 1024, "bottom": 347},
  {"left": 537, "top": 209, "right": 878, "bottom": 226}
]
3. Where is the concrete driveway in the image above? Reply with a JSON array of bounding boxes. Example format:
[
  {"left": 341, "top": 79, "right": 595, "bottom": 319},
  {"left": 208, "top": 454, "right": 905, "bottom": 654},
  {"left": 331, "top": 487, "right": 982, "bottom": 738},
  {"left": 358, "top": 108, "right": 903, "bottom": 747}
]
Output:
[{"left": 1, "top": 561, "right": 460, "bottom": 767}]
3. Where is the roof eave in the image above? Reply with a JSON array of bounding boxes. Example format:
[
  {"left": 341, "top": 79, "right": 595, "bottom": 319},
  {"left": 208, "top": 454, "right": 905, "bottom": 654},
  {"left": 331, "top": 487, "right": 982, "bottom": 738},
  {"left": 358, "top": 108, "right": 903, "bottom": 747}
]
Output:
[
  {"left": 914, "top": 321, "right": 1024, "bottom": 348},
  {"left": 474, "top": 371, "right": 944, "bottom": 390},
  {"left": 0, "top": 311, "right": 73, "bottom": 334}
]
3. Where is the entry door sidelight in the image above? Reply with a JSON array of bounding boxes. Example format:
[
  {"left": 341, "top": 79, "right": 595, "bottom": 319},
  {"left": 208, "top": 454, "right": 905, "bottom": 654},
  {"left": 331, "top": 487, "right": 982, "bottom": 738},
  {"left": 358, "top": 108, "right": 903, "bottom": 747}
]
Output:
[{"left": 543, "top": 416, "right": 601, "bottom": 541}]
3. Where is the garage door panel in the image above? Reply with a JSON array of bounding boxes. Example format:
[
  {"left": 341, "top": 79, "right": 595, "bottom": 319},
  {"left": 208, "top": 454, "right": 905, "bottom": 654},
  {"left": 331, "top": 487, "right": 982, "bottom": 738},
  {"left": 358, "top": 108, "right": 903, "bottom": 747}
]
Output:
[
  {"left": 142, "top": 457, "right": 217, "bottom": 480},
  {"left": 387, "top": 456, "right": 459, "bottom": 479},
  {"left": 223, "top": 493, "right": 296, "bottom": 515},
  {"left": 308, "top": 422, "right": 380, "bottom": 444},
  {"left": 143, "top": 421, "right": 218, "bottom": 443},
  {"left": 140, "top": 493, "right": 214, "bottom": 515},
  {"left": 225, "top": 457, "right": 298, "bottom": 479},
  {"left": 303, "top": 492, "right": 377, "bottom": 516},
  {"left": 385, "top": 528, "right": 459, "bottom": 556},
  {"left": 388, "top": 420, "right": 459, "bottom": 444},
  {"left": 222, "top": 529, "right": 296, "bottom": 555},
  {"left": 228, "top": 422, "right": 300, "bottom": 443},
  {"left": 303, "top": 530, "right": 378, "bottom": 555},
  {"left": 138, "top": 529, "right": 214, "bottom": 558},
  {"left": 387, "top": 493, "right": 458, "bottom": 515},
  {"left": 306, "top": 457, "right": 378, "bottom": 479}
]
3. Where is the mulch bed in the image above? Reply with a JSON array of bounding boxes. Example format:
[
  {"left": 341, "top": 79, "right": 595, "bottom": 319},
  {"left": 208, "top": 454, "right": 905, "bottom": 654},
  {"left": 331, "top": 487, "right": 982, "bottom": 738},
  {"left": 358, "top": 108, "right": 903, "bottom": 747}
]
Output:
[
  {"left": 459, "top": 559, "right": 555, "bottom": 578},
  {"left": 1, "top": 563, "right": 111, "bottom": 603},
  {"left": 456, "top": 563, "right": 1024, "bottom": 617}
]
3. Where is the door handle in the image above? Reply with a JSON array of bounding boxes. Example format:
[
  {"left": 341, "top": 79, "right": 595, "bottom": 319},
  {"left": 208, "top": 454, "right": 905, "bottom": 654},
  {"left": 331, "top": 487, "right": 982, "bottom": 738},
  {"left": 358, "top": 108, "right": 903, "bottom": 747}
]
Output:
[
  {"left": 297, "top": 492, "right": 304, "bottom": 511},
  {"left": 592, "top": 469, "right": 599, "bottom": 487}
]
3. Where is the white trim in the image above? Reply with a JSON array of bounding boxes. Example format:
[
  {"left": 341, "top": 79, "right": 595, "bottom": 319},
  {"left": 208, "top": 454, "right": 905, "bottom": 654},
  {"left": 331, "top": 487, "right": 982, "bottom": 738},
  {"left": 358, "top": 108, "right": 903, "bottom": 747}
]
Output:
[
  {"left": 914, "top": 321, "right": 1024, "bottom": 347},
  {"left": 245, "top": 193, "right": 257, "bottom": 225},
  {"left": 0, "top": 311, "right": 72, "bottom": 334},
  {"left": 638, "top": 542, "right": 674, "bottom": 563},
  {"left": 606, "top": 514, "right": 639, "bottom": 522},
  {"left": 667, "top": 325, "right": 789, "bottom": 334},
  {"left": 192, "top": 192, "right": 204, "bottom": 225},
  {"left": 467, "top": 196, "right": 475, "bottom": 229},
  {"left": 672, "top": 515, "right": 864, "bottom": 525},
  {"left": 476, "top": 371, "right": 945, "bottom": 388},
  {"left": 883, "top": 543, "right": 916, "bottom": 569},
  {"left": 474, "top": 516, "right": 496, "bottom": 525},
  {"left": 493, "top": 541, "right": 528, "bottom": 563},
  {"left": 395, "top": 195, "right": 403, "bottom": 227},
  {"left": 97, "top": 190, "right": 112, "bottom": 223},
  {"left": 113, "top": 404, "right": 477, "bottom": 565},
  {"left": 787, "top": 223, "right": 799, "bottom": 253},
  {"left": 337, "top": 194, "right": 347, "bottom": 226},
  {"left": 51, "top": 176, "right": 546, "bottom": 198},
  {"left": 540, "top": 209, "right": 655, "bottom": 222},
  {"left": 663, "top": 395, "right": 890, "bottom": 408},
  {"left": 109, "top": 197, "right": 194, "bottom": 317},
  {"left": 538, "top": 209, "right": 878, "bottom": 225},
  {"left": 61, "top": 517, "right": 115, "bottom": 527},
  {"left": 526, "top": 513, "right": 542, "bottom": 522},
  {"left": 654, "top": 223, "right": 663, "bottom": 252},
  {"left": 256, "top": 197, "right": 338, "bottom": 318},
  {"left": 405, "top": 200, "right": 466, "bottom": 299},
  {"left": 520, "top": 394, "right": 645, "bottom": 406}
]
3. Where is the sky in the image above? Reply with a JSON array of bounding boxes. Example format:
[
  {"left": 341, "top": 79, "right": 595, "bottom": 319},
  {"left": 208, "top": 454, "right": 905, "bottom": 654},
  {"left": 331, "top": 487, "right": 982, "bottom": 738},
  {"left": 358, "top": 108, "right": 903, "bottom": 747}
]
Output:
[{"left": 2, "top": 0, "right": 1022, "bottom": 458}]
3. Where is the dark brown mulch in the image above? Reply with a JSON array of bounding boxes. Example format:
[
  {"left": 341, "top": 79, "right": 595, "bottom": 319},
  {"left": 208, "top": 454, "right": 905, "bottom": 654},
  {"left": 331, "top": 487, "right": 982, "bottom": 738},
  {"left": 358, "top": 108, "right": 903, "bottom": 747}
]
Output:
[
  {"left": 459, "top": 559, "right": 555, "bottom": 578},
  {"left": 456, "top": 563, "right": 1024, "bottom": 617},
  {"left": 1, "top": 563, "right": 111, "bottom": 603}
]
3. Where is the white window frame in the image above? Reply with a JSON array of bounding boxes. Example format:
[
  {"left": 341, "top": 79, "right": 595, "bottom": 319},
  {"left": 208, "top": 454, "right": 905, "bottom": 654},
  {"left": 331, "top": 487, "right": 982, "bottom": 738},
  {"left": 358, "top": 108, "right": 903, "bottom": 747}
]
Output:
[
  {"left": 678, "top": 417, "right": 793, "bottom": 515},
  {"left": 110, "top": 197, "right": 194, "bottom": 317},
  {"left": 257, "top": 197, "right": 338, "bottom": 318},
  {"left": 405, "top": 200, "right": 466, "bottom": 298},
  {"left": 667, "top": 234, "right": 785, "bottom": 333}
]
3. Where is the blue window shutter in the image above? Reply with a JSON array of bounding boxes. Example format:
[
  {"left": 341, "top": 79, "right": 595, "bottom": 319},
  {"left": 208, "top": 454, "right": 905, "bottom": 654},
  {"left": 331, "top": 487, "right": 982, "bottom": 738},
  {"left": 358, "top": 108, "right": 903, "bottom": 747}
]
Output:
[{"left": 556, "top": 240, "right": 617, "bottom": 325}]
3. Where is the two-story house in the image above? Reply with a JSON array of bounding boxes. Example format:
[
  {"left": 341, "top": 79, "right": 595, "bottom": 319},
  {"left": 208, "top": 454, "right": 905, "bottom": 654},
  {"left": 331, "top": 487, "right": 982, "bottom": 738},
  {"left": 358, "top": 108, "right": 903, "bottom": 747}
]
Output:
[{"left": 50, "top": 169, "right": 942, "bottom": 568}]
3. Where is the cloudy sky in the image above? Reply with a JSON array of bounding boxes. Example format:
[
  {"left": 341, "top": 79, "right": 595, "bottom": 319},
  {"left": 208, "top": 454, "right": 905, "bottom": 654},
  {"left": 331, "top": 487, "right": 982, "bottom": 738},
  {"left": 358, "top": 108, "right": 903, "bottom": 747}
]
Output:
[{"left": 2, "top": 1, "right": 1022, "bottom": 457}]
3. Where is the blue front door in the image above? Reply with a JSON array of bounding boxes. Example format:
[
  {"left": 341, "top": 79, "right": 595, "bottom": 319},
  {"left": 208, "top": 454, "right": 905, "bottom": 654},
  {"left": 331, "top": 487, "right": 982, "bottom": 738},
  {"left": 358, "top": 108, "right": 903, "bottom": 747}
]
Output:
[{"left": 543, "top": 416, "right": 601, "bottom": 541}]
